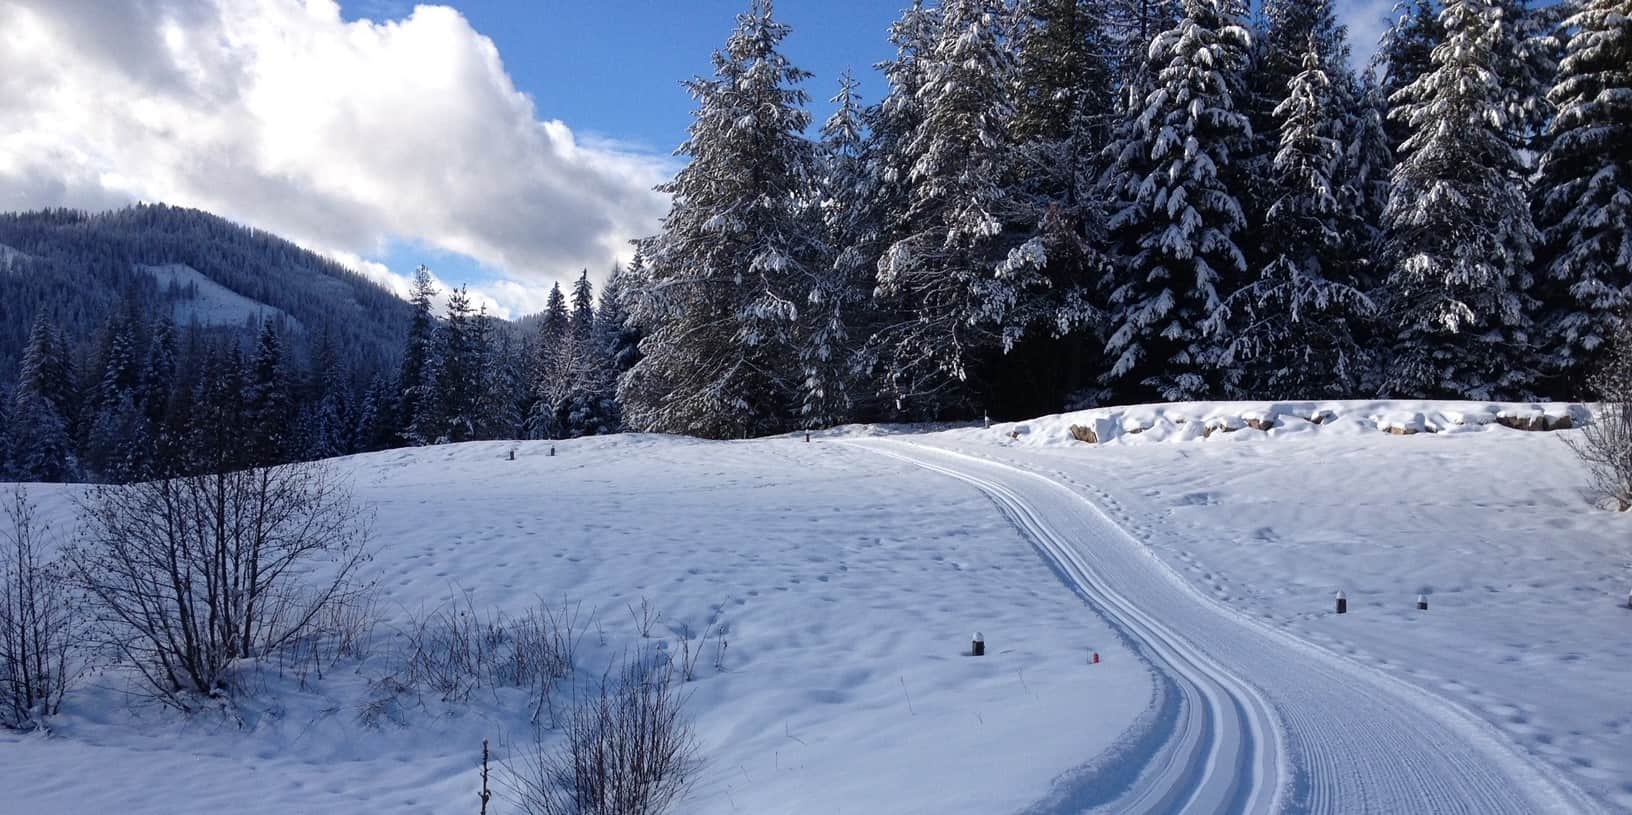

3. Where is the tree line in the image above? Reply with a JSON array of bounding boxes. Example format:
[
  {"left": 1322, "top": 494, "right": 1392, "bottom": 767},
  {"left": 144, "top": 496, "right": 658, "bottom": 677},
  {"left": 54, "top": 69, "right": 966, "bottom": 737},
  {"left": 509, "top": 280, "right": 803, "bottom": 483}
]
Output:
[
  {"left": 617, "top": 0, "right": 1632, "bottom": 438},
  {"left": 0, "top": 261, "right": 636, "bottom": 482}
]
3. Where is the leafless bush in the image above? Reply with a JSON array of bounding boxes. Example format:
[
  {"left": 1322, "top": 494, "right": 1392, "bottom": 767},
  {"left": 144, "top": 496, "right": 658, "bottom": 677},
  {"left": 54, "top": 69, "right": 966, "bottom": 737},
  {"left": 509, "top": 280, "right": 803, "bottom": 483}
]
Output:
[
  {"left": 398, "top": 596, "right": 588, "bottom": 717},
  {"left": 1, "top": 487, "right": 81, "bottom": 730},
  {"left": 503, "top": 651, "right": 698, "bottom": 815},
  {"left": 626, "top": 596, "right": 660, "bottom": 639},
  {"left": 279, "top": 593, "right": 380, "bottom": 689},
  {"left": 1568, "top": 318, "right": 1632, "bottom": 511},
  {"left": 67, "top": 461, "right": 372, "bottom": 711},
  {"left": 402, "top": 593, "right": 503, "bottom": 703}
]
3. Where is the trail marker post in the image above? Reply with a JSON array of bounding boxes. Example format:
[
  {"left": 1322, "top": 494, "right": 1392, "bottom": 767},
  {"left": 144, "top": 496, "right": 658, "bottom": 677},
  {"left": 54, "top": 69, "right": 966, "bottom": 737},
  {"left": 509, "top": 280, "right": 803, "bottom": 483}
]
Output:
[
  {"left": 1416, "top": 594, "right": 1428, "bottom": 611},
  {"left": 1336, "top": 590, "right": 1348, "bottom": 614},
  {"left": 971, "top": 632, "right": 985, "bottom": 657}
]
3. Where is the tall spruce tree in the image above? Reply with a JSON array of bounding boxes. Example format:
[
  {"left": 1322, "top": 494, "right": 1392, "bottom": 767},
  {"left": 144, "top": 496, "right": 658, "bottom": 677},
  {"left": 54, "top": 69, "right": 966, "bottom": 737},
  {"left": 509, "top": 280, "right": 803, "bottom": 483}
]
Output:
[
  {"left": 1098, "top": 0, "right": 1254, "bottom": 402},
  {"left": 396, "top": 266, "right": 438, "bottom": 445},
  {"left": 1225, "top": 36, "right": 1374, "bottom": 397},
  {"left": 1376, "top": 0, "right": 1446, "bottom": 156},
  {"left": 804, "top": 70, "right": 871, "bottom": 429},
  {"left": 419, "top": 286, "right": 481, "bottom": 444},
  {"left": 1534, "top": 0, "right": 1632, "bottom": 392},
  {"left": 621, "top": 0, "right": 820, "bottom": 439},
  {"left": 1006, "top": 0, "right": 1118, "bottom": 408},
  {"left": 528, "top": 282, "right": 570, "bottom": 439},
  {"left": 6, "top": 317, "right": 77, "bottom": 482},
  {"left": 1381, "top": 0, "right": 1540, "bottom": 399},
  {"left": 244, "top": 321, "right": 292, "bottom": 463},
  {"left": 875, "top": 0, "right": 1040, "bottom": 416}
]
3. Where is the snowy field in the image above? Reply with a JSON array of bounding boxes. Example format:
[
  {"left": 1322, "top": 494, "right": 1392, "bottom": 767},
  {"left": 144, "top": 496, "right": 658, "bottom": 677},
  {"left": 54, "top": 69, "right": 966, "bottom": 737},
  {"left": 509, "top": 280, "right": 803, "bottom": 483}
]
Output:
[{"left": 1, "top": 401, "right": 1627, "bottom": 814}]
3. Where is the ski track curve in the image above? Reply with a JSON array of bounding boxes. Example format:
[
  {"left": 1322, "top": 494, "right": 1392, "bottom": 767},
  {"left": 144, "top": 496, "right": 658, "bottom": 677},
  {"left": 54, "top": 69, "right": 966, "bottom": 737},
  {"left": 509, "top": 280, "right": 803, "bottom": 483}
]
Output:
[{"left": 848, "top": 438, "right": 1602, "bottom": 815}]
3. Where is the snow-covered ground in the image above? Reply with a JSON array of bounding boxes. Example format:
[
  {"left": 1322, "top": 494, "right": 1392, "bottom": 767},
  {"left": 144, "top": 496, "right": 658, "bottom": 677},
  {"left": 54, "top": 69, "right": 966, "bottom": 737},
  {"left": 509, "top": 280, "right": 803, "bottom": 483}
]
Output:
[
  {"left": 922, "top": 400, "right": 1630, "bottom": 811},
  {"left": 1, "top": 401, "right": 1626, "bottom": 813},
  {"left": 141, "top": 262, "right": 302, "bottom": 330},
  {"left": 0, "top": 435, "right": 1150, "bottom": 814}
]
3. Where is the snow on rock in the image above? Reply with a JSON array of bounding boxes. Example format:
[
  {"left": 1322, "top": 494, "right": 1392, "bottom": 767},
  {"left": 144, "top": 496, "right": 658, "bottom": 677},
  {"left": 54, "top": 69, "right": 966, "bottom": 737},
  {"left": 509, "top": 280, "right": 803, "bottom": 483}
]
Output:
[{"left": 990, "top": 400, "right": 1593, "bottom": 447}]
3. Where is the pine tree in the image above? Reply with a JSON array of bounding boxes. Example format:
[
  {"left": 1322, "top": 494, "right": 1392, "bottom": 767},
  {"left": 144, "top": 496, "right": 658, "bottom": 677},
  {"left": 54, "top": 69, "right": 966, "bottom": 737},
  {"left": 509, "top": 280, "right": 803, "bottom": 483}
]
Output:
[
  {"left": 396, "top": 266, "right": 438, "bottom": 445},
  {"left": 1342, "top": 69, "right": 1396, "bottom": 273},
  {"left": 875, "top": 0, "right": 1040, "bottom": 416},
  {"left": 1225, "top": 36, "right": 1375, "bottom": 397},
  {"left": 419, "top": 286, "right": 480, "bottom": 444},
  {"left": 621, "top": 0, "right": 820, "bottom": 439},
  {"left": 1098, "top": 0, "right": 1254, "bottom": 402},
  {"left": 528, "top": 282, "right": 570, "bottom": 439},
  {"left": 598, "top": 259, "right": 642, "bottom": 381},
  {"left": 6, "top": 317, "right": 78, "bottom": 482},
  {"left": 1376, "top": 0, "right": 1446, "bottom": 157},
  {"left": 140, "top": 318, "right": 177, "bottom": 426},
  {"left": 803, "top": 71, "right": 871, "bottom": 429},
  {"left": 476, "top": 313, "right": 527, "bottom": 440},
  {"left": 1005, "top": 0, "right": 1118, "bottom": 409},
  {"left": 83, "top": 311, "right": 146, "bottom": 479},
  {"left": 1381, "top": 0, "right": 1540, "bottom": 399},
  {"left": 1243, "top": 0, "right": 1357, "bottom": 270},
  {"left": 243, "top": 321, "right": 293, "bottom": 464},
  {"left": 190, "top": 346, "right": 250, "bottom": 473},
  {"left": 1533, "top": 0, "right": 1632, "bottom": 392},
  {"left": 1106, "top": 0, "right": 1183, "bottom": 91}
]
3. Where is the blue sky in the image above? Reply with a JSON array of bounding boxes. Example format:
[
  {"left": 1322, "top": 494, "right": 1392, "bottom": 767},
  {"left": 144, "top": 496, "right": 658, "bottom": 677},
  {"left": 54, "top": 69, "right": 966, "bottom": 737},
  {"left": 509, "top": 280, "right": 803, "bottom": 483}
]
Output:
[{"left": 5, "top": 0, "right": 1399, "bottom": 317}]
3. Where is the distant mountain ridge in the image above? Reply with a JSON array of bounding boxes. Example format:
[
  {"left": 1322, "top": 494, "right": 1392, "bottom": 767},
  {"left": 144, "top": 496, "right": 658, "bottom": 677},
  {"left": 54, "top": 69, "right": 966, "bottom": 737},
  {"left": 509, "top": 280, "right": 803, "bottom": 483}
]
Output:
[{"left": 0, "top": 204, "right": 413, "bottom": 384}]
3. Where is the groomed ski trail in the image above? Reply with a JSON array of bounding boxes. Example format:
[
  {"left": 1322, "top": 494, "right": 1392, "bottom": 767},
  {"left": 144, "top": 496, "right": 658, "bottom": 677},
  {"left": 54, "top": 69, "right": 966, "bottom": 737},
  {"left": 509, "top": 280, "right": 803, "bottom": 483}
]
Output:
[{"left": 850, "top": 438, "right": 1602, "bottom": 815}]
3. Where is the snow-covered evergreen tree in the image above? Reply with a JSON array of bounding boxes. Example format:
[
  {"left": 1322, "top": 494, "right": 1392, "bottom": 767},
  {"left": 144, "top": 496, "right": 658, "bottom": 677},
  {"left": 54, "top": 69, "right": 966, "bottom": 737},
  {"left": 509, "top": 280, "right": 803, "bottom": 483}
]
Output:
[
  {"left": 5, "top": 318, "right": 77, "bottom": 482},
  {"left": 1225, "top": 36, "right": 1375, "bottom": 397},
  {"left": 244, "top": 322, "right": 292, "bottom": 463},
  {"left": 1381, "top": 0, "right": 1540, "bottom": 399},
  {"left": 396, "top": 266, "right": 438, "bottom": 445},
  {"left": 1105, "top": 0, "right": 1183, "bottom": 91},
  {"left": 1007, "top": 0, "right": 1117, "bottom": 404},
  {"left": 420, "top": 286, "right": 481, "bottom": 444},
  {"left": 1376, "top": 0, "right": 1446, "bottom": 156},
  {"left": 875, "top": 0, "right": 1043, "bottom": 415},
  {"left": 803, "top": 70, "right": 871, "bottom": 429},
  {"left": 1533, "top": 0, "right": 1632, "bottom": 391},
  {"left": 1097, "top": 0, "right": 1254, "bottom": 402},
  {"left": 527, "top": 282, "right": 570, "bottom": 439},
  {"left": 1342, "top": 69, "right": 1396, "bottom": 275},
  {"left": 1242, "top": 0, "right": 1357, "bottom": 269},
  {"left": 621, "top": 0, "right": 820, "bottom": 439},
  {"left": 597, "top": 259, "right": 642, "bottom": 382}
]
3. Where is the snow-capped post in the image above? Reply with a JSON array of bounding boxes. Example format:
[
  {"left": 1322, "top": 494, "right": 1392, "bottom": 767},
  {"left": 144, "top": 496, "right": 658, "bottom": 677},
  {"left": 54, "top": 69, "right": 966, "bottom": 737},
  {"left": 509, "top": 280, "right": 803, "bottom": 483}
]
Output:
[
  {"left": 1336, "top": 591, "right": 1348, "bottom": 614},
  {"left": 1416, "top": 594, "right": 1428, "bottom": 611},
  {"left": 971, "top": 632, "right": 985, "bottom": 657},
  {"left": 549, "top": 445, "right": 556, "bottom": 457},
  {"left": 983, "top": 412, "right": 991, "bottom": 429}
]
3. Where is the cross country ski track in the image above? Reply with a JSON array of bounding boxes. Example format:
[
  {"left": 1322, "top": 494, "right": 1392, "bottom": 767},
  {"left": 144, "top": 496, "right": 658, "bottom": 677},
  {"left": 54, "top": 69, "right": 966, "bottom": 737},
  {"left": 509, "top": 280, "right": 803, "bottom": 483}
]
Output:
[{"left": 848, "top": 438, "right": 1602, "bottom": 815}]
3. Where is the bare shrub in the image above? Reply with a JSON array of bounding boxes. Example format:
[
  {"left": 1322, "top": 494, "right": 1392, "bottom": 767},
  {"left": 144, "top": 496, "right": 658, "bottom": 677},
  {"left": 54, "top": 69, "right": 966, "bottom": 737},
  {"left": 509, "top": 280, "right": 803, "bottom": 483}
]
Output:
[
  {"left": 626, "top": 596, "right": 660, "bottom": 639},
  {"left": 1568, "top": 318, "right": 1632, "bottom": 511},
  {"left": 503, "top": 651, "right": 698, "bottom": 815},
  {"left": 68, "top": 461, "right": 372, "bottom": 710},
  {"left": 397, "top": 596, "right": 588, "bottom": 719},
  {"left": 1, "top": 487, "right": 81, "bottom": 730}
]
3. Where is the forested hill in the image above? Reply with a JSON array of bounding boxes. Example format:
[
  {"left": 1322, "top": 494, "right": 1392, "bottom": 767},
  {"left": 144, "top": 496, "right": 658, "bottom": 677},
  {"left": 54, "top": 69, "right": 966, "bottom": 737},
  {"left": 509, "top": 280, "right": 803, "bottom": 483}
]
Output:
[{"left": 0, "top": 204, "right": 413, "bottom": 384}]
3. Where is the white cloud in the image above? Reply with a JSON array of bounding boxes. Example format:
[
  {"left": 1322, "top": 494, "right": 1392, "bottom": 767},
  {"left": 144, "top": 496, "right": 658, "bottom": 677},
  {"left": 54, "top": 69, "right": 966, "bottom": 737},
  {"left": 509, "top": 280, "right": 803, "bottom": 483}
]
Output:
[{"left": 0, "top": 0, "right": 671, "bottom": 319}]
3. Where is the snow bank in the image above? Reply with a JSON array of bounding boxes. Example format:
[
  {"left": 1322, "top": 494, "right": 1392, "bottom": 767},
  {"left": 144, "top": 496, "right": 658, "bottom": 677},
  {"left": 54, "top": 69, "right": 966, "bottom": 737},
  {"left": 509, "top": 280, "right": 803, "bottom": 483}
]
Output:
[{"left": 985, "top": 400, "right": 1589, "bottom": 447}]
